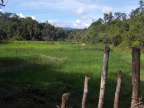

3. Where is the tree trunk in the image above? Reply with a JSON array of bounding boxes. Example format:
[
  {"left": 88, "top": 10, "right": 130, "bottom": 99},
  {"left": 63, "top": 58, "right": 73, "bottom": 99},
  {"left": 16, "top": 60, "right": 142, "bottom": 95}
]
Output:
[
  {"left": 131, "top": 47, "right": 140, "bottom": 107},
  {"left": 82, "top": 76, "right": 90, "bottom": 108},
  {"left": 114, "top": 71, "right": 123, "bottom": 108},
  {"left": 61, "top": 93, "right": 70, "bottom": 108},
  {"left": 98, "top": 45, "right": 110, "bottom": 108}
]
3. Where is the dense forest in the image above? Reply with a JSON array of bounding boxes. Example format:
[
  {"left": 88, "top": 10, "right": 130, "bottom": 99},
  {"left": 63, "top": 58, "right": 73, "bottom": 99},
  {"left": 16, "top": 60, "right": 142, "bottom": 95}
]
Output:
[
  {"left": 69, "top": 0, "right": 144, "bottom": 48},
  {"left": 0, "top": 0, "right": 144, "bottom": 48},
  {"left": 0, "top": 12, "right": 70, "bottom": 41}
]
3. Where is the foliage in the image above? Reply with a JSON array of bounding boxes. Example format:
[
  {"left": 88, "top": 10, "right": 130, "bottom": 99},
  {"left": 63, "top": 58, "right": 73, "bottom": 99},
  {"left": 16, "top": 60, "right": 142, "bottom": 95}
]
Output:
[
  {"left": 0, "top": 0, "right": 144, "bottom": 48},
  {"left": 0, "top": 13, "right": 70, "bottom": 41},
  {"left": 67, "top": 0, "right": 144, "bottom": 48}
]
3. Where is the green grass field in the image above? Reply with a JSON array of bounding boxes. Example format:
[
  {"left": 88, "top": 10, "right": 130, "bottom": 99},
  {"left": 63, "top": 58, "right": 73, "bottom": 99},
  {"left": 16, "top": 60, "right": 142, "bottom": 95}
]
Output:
[{"left": 0, "top": 41, "right": 144, "bottom": 108}]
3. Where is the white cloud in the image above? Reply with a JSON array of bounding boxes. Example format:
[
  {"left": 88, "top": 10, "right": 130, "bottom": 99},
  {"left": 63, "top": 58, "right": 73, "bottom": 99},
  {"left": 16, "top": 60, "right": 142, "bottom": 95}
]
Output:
[
  {"left": 75, "top": 19, "right": 81, "bottom": 24},
  {"left": 73, "top": 7, "right": 85, "bottom": 14},
  {"left": 0, "top": 9, "right": 2, "bottom": 12},
  {"left": 17, "top": 13, "right": 25, "bottom": 18},
  {"left": 40, "top": 20, "right": 45, "bottom": 23},
  {"left": 81, "top": 16, "right": 87, "bottom": 20},
  {"left": 48, "top": 19, "right": 90, "bottom": 29},
  {"left": 29, "top": 16, "right": 36, "bottom": 20},
  {"left": 102, "top": 6, "right": 113, "bottom": 13},
  {"left": 48, "top": 20, "right": 72, "bottom": 28},
  {"left": 48, "top": 20, "right": 59, "bottom": 24},
  {"left": 17, "top": 13, "right": 36, "bottom": 20},
  {"left": 73, "top": 20, "right": 90, "bottom": 28}
]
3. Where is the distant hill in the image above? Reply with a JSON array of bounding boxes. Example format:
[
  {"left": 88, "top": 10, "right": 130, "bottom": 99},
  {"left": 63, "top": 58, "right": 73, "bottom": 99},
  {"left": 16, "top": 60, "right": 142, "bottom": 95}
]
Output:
[{"left": 62, "top": 27, "right": 77, "bottom": 30}]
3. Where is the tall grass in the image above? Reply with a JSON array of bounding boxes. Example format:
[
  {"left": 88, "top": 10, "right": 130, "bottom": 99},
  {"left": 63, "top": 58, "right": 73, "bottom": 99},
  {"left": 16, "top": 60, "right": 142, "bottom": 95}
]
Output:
[{"left": 0, "top": 41, "right": 144, "bottom": 108}]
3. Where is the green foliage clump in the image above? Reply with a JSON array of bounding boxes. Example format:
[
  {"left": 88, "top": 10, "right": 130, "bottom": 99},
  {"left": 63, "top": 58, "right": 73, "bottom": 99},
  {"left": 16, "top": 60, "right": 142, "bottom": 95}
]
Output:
[{"left": 132, "top": 41, "right": 141, "bottom": 48}]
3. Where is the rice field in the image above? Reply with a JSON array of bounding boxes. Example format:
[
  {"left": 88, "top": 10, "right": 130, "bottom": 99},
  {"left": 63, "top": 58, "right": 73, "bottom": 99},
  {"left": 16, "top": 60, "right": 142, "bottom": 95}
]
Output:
[{"left": 0, "top": 41, "right": 144, "bottom": 108}]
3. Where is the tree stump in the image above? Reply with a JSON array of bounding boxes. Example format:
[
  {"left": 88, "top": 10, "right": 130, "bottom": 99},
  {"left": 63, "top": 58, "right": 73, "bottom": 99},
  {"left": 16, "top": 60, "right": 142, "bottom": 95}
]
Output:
[{"left": 62, "top": 93, "right": 70, "bottom": 108}]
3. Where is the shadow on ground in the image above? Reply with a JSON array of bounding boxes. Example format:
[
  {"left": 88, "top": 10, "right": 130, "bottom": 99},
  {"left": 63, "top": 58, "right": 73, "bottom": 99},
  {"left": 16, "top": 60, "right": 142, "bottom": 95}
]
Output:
[
  {"left": 0, "top": 41, "right": 10, "bottom": 44},
  {"left": 0, "top": 63, "right": 144, "bottom": 108}
]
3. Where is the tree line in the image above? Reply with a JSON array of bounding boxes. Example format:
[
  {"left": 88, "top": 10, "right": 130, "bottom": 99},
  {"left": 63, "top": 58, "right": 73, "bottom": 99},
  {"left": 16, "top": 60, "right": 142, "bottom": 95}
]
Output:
[
  {"left": 69, "top": 0, "right": 144, "bottom": 48},
  {"left": 0, "top": 12, "right": 70, "bottom": 41},
  {"left": 0, "top": 0, "right": 144, "bottom": 48}
]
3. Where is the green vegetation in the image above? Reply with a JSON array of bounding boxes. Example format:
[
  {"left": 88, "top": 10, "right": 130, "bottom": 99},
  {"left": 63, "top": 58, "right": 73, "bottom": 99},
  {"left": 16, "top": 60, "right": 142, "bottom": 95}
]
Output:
[
  {"left": 1, "top": 1, "right": 144, "bottom": 49},
  {"left": 0, "top": 0, "right": 144, "bottom": 107},
  {"left": 0, "top": 41, "right": 144, "bottom": 108},
  {"left": 67, "top": 0, "right": 144, "bottom": 48},
  {"left": 0, "top": 13, "right": 70, "bottom": 41}
]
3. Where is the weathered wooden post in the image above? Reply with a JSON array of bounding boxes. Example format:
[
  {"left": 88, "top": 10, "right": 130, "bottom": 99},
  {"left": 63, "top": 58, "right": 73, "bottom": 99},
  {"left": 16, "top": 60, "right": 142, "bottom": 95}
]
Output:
[
  {"left": 61, "top": 93, "right": 70, "bottom": 108},
  {"left": 114, "top": 71, "right": 123, "bottom": 108},
  {"left": 131, "top": 47, "right": 140, "bottom": 107},
  {"left": 98, "top": 45, "right": 110, "bottom": 108},
  {"left": 82, "top": 76, "right": 90, "bottom": 108}
]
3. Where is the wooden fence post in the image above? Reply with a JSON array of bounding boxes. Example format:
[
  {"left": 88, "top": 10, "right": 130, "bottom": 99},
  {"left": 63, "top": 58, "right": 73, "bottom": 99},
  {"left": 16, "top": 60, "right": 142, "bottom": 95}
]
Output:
[
  {"left": 114, "top": 71, "right": 123, "bottom": 108},
  {"left": 61, "top": 93, "right": 70, "bottom": 108},
  {"left": 82, "top": 76, "right": 90, "bottom": 108},
  {"left": 131, "top": 47, "right": 140, "bottom": 107},
  {"left": 98, "top": 45, "right": 110, "bottom": 108}
]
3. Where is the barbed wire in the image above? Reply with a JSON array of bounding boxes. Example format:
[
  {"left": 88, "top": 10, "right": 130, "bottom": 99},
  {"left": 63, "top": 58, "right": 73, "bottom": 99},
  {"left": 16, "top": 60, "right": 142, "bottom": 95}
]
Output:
[{"left": 131, "top": 97, "right": 144, "bottom": 108}]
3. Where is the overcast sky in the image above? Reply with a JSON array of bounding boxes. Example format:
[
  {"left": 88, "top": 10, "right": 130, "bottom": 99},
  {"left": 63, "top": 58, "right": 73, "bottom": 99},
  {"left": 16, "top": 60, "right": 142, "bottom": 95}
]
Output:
[{"left": 0, "top": 0, "right": 140, "bottom": 29}]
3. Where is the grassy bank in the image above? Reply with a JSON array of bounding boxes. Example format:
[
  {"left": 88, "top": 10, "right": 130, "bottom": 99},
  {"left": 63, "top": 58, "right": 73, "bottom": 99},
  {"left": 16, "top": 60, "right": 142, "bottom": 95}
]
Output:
[{"left": 0, "top": 41, "right": 144, "bottom": 108}]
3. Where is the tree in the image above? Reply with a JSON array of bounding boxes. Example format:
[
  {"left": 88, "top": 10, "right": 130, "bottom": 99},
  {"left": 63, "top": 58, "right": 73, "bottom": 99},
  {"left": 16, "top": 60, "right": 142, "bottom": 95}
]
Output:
[
  {"left": 104, "top": 13, "right": 109, "bottom": 23},
  {"left": 0, "top": 0, "right": 5, "bottom": 7},
  {"left": 114, "top": 12, "right": 122, "bottom": 20},
  {"left": 139, "top": 0, "right": 144, "bottom": 13},
  {"left": 108, "top": 12, "right": 113, "bottom": 24},
  {"left": 121, "top": 13, "right": 127, "bottom": 21},
  {"left": 129, "top": 8, "right": 141, "bottom": 19},
  {"left": 91, "top": 18, "right": 104, "bottom": 27}
]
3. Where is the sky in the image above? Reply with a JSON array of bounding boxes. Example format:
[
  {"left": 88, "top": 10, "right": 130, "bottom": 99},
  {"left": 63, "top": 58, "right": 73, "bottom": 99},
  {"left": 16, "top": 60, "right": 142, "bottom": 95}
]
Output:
[{"left": 0, "top": 0, "right": 140, "bottom": 29}]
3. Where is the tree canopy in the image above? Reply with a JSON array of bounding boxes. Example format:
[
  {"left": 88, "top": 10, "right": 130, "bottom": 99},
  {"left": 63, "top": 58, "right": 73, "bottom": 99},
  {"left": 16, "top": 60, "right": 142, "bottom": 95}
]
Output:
[
  {"left": 0, "top": 13, "right": 71, "bottom": 41},
  {"left": 67, "top": 0, "right": 144, "bottom": 48}
]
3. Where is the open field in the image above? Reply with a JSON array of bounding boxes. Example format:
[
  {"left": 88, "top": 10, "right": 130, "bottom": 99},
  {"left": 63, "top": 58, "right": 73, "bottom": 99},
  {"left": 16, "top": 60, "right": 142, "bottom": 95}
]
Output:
[{"left": 0, "top": 41, "right": 144, "bottom": 108}]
